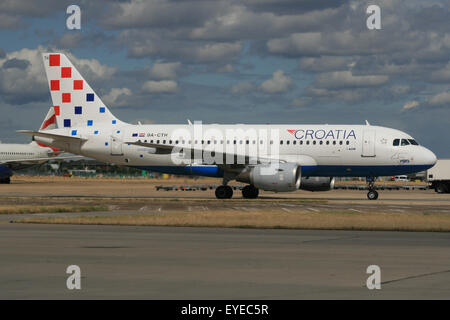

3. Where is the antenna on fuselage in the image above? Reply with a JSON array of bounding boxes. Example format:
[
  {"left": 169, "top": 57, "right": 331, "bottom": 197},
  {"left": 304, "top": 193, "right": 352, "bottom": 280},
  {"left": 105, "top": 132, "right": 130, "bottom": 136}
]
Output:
[
  {"left": 138, "top": 121, "right": 142, "bottom": 125},
  {"left": 187, "top": 119, "right": 193, "bottom": 125},
  {"left": 365, "top": 120, "right": 370, "bottom": 126}
]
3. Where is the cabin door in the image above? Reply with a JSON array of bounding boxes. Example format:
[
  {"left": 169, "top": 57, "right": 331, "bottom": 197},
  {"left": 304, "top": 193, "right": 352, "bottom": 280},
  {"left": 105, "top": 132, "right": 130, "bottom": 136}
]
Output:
[{"left": 361, "top": 130, "right": 376, "bottom": 157}]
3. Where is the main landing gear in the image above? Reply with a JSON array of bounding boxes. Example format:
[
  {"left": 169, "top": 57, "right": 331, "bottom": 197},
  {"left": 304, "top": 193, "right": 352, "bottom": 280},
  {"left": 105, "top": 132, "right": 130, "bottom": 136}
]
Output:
[
  {"left": 366, "top": 177, "right": 378, "bottom": 200},
  {"left": 242, "top": 185, "right": 259, "bottom": 199},
  {"left": 0, "top": 177, "right": 11, "bottom": 184},
  {"left": 215, "top": 185, "right": 233, "bottom": 199},
  {"left": 215, "top": 184, "right": 260, "bottom": 199}
]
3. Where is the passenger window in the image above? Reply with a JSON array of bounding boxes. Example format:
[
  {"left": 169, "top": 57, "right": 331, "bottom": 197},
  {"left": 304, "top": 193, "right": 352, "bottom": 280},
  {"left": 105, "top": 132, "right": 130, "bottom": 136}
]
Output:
[
  {"left": 286, "top": 141, "right": 290, "bottom": 145},
  {"left": 280, "top": 140, "right": 283, "bottom": 145},
  {"left": 401, "top": 139, "right": 410, "bottom": 146},
  {"left": 393, "top": 139, "right": 399, "bottom": 146},
  {"left": 293, "top": 140, "right": 296, "bottom": 145}
]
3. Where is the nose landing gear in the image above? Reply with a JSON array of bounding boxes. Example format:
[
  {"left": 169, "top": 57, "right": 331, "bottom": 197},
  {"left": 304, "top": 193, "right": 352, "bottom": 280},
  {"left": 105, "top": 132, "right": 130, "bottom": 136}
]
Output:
[{"left": 366, "top": 177, "right": 379, "bottom": 200}]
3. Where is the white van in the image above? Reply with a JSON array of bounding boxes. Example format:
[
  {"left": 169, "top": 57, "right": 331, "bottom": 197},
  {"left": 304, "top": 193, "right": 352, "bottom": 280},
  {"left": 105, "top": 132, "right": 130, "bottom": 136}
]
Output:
[{"left": 394, "top": 175, "right": 409, "bottom": 182}]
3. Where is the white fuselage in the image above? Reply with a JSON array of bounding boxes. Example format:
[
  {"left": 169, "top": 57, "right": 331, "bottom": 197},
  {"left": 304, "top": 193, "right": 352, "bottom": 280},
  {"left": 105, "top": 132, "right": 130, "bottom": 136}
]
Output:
[
  {"left": 0, "top": 142, "right": 55, "bottom": 179},
  {"left": 35, "top": 123, "right": 437, "bottom": 178}
]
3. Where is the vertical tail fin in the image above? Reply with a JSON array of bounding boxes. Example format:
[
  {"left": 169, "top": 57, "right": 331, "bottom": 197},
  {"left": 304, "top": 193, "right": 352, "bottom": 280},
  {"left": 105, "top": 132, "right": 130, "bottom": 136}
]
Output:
[
  {"left": 40, "top": 107, "right": 57, "bottom": 131},
  {"left": 32, "top": 108, "right": 61, "bottom": 153},
  {"left": 42, "top": 53, "right": 123, "bottom": 129}
]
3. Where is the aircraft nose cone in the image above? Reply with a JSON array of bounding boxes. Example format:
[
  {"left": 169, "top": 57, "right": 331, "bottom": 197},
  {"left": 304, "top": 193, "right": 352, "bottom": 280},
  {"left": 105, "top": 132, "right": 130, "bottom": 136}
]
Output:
[{"left": 424, "top": 148, "right": 437, "bottom": 167}]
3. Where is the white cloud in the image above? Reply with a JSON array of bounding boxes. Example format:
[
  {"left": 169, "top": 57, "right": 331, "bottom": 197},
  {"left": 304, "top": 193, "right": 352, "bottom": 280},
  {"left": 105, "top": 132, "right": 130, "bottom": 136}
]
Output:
[
  {"left": 402, "top": 100, "right": 420, "bottom": 110},
  {"left": 150, "top": 62, "right": 181, "bottom": 80},
  {"left": 103, "top": 87, "right": 132, "bottom": 107},
  {"left": 260, "top": 69, "right": 292, "bottom": 93},
  {"left": 0, "top": 46, "right": 117, "bottom": 104},
  {"left": 428, "top": 91, "right": 450, "bottom": 106},
  {"left": 142, "top": 80, "right": 178, "bottom": 93}
]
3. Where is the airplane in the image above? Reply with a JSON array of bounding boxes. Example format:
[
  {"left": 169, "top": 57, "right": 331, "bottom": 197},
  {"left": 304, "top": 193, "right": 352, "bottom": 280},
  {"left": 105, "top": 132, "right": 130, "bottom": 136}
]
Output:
[
  {"left": 19, "top": 53, "right": 437, "bottom": 199},
  {"left": 0, "top": 108, "right": 77, "bottom": 184}
]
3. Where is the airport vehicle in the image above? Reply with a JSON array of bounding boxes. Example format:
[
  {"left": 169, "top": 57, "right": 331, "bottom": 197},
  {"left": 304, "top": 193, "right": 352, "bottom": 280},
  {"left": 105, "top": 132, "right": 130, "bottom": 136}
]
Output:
[
  {"left": 20, "top": 53, "right": 437, "bottom": 199},
  {"left": 427, "top": 159, "right": 450, "bottom": 193},
  {"left": 393, "top": 175, "right": 409, "bottom": 182}
]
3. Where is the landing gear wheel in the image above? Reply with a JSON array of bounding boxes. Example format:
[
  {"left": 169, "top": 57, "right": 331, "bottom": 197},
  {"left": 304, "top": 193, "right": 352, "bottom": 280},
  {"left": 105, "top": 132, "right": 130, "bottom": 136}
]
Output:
[
  {"left": 0, "top": 177, "right": 11, "bottom": 184},
  {"left": 215, "top": 185, "right": 233, "bottom": 199},
  {"left": 367, "top": 190, "right": 378, "bottom": 200},
  {"left": 242, "top": 185, "right": 259, "bottom": 199}
]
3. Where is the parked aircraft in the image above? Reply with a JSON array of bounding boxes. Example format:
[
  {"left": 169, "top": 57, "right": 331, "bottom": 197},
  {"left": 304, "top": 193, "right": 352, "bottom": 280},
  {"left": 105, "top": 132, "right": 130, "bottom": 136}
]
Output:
[{"left": 1, "top": 107, "right": 76, "bottom": 184}]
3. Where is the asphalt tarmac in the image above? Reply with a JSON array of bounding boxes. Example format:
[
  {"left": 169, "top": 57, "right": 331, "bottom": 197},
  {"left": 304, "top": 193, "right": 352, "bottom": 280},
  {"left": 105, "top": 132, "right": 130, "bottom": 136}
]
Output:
[{"left": 1, "top": 223, "right": 449, "bottom": 299}]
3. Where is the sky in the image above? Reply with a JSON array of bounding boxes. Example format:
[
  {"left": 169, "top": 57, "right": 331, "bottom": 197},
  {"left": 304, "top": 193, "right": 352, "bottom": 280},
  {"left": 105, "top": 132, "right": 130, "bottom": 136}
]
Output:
[{"left": 0, "top": 0, "right": 449, "bottom": 157}]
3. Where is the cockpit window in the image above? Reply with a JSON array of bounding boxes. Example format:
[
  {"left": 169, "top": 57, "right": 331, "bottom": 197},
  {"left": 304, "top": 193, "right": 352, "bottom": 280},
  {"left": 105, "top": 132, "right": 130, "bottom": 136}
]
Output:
[
  {"left": 401, "top": 139, "right": 410, "bottom": 146},
  {"left": 393, "top": 139, "right": 400, "bottom": 146},
  {"left": 408, "top": 139, "right": 419, "bottom": 145}
]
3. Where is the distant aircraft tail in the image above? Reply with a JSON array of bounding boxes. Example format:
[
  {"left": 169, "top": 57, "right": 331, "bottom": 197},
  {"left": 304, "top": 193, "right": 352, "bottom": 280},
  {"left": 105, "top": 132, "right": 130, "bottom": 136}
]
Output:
[
  {"left": 40, "top": 107, "right": 57, "bottom": 131},
  {"left": 41, "top": 53, "right": 123, "bottom": 130},
  {"left": 32, "top": 107, "right": 61, "bottom": 153}
]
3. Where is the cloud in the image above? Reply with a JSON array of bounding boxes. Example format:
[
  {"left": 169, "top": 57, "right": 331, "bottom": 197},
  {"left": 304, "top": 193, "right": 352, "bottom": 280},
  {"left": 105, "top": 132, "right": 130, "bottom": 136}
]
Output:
[
  {"left": 0, "top": 47, "right": 117, "bottom": 105},
  {"left": 430, "top": 62, "right": 450, "bottom": 83},
  {"left": 402, "top": 100, "right": 420, "bottom": 110},
  {"left": 149, "top": 62, "right": 181, "bottom": 80},
  {"left": 313, "top": 71, "right": 389, "bottom": 89},
  {"left": 428, "top": 91, "right": 450, "bottom": 106},
  {"left": 103, "top": 88, "right": 132, "bottom": 107},
  {"left": 299, "top": 56, "right": 354, "bottom": 73},
  {"left": 231, "top": 82, "right": 255, "bottom": 94},
  {"left": 217, "top": 64, "right": 236, "bottom": 73},
  {"left": 142, "top": 80, "right": 178, "bottom": 93},
  {"left": 0, "top": 0, "right": 67, "bottom": 29},
  {"left": 0, "top": 13, "right": 21, "bottom": 29},
  {"left": 101, "top": 0, "right": 222, "bottom": 29},
  {"left": 260, "top": 70, "right": 292, "bottom": 93},
  {"left": 291, "top": 97, "right": 312, "bottom": 107},
  {"left": 2, "top": 58, "right": 30, "bottom": 69}
]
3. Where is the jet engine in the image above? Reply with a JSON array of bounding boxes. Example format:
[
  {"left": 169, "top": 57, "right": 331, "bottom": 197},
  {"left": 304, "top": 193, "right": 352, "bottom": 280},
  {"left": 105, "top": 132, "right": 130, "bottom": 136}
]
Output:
[
  {"left": 237, "top": 162, "right": 301, "bottom": 192},
  {"left": 300, "top": 177, "right": 335, "bottom": 191}
]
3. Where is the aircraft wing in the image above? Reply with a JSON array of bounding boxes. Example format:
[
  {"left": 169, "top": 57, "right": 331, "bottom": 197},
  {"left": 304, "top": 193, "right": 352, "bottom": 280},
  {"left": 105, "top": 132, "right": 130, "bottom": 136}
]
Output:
[
  {"left": 0, "top": 155, "right": 83, "bottom": 166},
  {"left": 126, "top": 140, "right": 281, "bottom": 165}
]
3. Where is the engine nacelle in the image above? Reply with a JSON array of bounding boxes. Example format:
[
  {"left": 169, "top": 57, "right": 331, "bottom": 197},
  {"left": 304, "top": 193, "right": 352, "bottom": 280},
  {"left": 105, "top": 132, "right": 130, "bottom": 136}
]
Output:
[
  {"left": 300, "top": 177, "right": 335, "bottom": 192},
  {"left": 244, "top": 163, "right": 301, "bottom": 192}
]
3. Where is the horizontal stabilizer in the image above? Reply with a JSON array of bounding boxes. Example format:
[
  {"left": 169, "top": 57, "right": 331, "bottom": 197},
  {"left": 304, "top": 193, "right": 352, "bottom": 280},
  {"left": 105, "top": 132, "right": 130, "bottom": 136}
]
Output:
[{"left": 17, "top": 130, "right": 87, "bottom": 143}]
